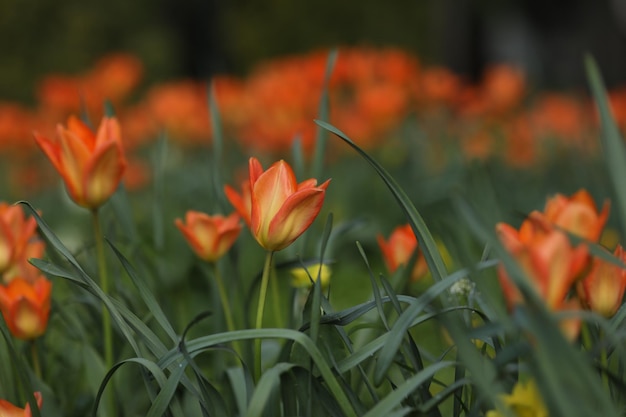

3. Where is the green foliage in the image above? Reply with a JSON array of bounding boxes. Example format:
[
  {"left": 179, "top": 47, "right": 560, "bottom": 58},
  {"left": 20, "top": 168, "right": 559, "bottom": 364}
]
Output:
[{"left": 3, "top": 51, "right": 626, "bottom": 417}]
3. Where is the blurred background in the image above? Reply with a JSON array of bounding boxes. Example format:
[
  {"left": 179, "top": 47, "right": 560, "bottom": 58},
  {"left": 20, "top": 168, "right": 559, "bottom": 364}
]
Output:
[{"left": 2, "top": 0, "right": 626, "bottom": 103}]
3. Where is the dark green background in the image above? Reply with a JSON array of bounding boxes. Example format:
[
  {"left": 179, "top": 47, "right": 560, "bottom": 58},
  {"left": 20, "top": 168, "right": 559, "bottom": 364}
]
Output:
[{"left": 1, "top": 0, "right": 626, "bottom": 103}]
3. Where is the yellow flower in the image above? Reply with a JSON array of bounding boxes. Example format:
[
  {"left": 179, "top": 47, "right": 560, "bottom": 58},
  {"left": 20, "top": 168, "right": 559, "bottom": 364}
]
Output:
[
  {"left": 486, "top": 380, "right": 548, "bottom": 417},
  {"left": 289, "top": 263, "right": 331, "bottom": 289}
]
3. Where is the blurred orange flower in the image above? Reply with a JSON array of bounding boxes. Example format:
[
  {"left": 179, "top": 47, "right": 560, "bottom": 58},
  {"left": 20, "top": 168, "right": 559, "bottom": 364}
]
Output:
[
  {"left": 0, "top": 276, "right": 52, "bottom": 340},
  {"left": 542, "top": 189, "right": 609, "bottom": 242},
  {"left": 377, "top": 224, "right": 428, "bottom": 282},
  {"left": 0, "top": 392, "right": 42, "bottom": 417},
  {"left": 248, "top": 157, "right": 329, "bottom": 251},
  {"left": 0, "top": 203, "right": 44, "bottom": 284},
  {"left": 144, "top": 80, "right": 212, "bottom": 144},
  {"left": 496, "top": 217, "right": 587, "bottom": 339},
  {"left": 175, "top": 211, "right": 242, "bottom": 263},
  {"left": 481, "top": 64, "right": 526, "bottom": 115},
  {"left": 577, "top": 245, "right": 626, "bottom": 318},
  {"left": 34, "top": 115, "right": 127, "bottom": 209}
]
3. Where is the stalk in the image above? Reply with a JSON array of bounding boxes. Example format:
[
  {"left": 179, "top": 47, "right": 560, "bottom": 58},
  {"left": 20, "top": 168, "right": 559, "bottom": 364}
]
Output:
[
  {"left": 254, "top": 251, "right": 274, "bottom": 380},
  {"left": 92, "top": 209, "right": 115, "bottom": 416}
]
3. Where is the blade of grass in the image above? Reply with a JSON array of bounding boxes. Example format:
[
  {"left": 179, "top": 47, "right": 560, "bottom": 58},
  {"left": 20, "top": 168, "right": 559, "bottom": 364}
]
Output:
[
  {"left": 585, "top": 54, "right": 626, "bottom": 231},
  {"left": 314, "top": 120, "right": 447, "bottom": 282},
  {"left": 363, "top": 361, "right": 455, "bottom": 417},
  {"left": 157, "top": 328, "right": 358, "bottom": 417},
  {"left": 311, "top": 49, "right": 338, "bottom": 180}
]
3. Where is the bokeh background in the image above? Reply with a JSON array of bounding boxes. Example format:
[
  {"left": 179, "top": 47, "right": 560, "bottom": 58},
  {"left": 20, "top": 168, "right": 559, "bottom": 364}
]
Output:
[{"left": 2, "top": 0, "right": 626, "bottom": 103}]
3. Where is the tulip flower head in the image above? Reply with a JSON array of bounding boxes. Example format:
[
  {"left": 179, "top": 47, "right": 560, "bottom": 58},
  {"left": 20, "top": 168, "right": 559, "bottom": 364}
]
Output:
[
  {"left": 0, "top": 203, "right": 45, "bottom": 284},
  {"left": 0, "top": 276, "right": 52, "bottom": 340},
  {"left": 486, "top": 379, "right": 547, "bottom": 417},
  {"left": 577, "top": 245, "right": 626, "bottom": 318},
  {"left": 289, "top": 263, "right": 332, "bottom": 289},
  {"left": 34, "top": 115, "right": 127, "bottom": 209},
  {"left": 175, "top": 211, "right": 242, "bottom": 263},
  {"left": 496, "top": 218, "right": 587, "bottom": 339},
  {"left": 377, "top": 224, "right": 428, "bottom": 282},
  {"left": 0, "top": 392, "right": 42, "bottom": 417},
  {"left": 542, "top": 189, "right": 609, "bottom": 242},
  {"left": 246, "top": 157, "right": 330, "bottom": 251}
]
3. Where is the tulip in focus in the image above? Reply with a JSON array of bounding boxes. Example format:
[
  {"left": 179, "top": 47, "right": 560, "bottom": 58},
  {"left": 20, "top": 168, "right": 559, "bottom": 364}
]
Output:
[
  {"left": 542, "top": 189, "right": 609, "bottom": 242},
  {"left": 577, "top": 245, "right": 626, "bottom": 318},
  {"left": 34, "top": 115, "right": 127, "bottom": 209},
  {"left": 0, "top": 276, "right": 52, "bottom": 340},
  {"left": 175, "top": 211, "right": 242, "bottom": 263},
  {"left": 245, "top": 157, "right": 330, "bottom": 251},
  {"left": 377, "top": 224, "right": 428, "bottom": 282},
  {"left": 0, "top": 392, "right": 42, "bottom": 417},
  {"left": 0, "top": 203, "right": 45, "bottom": 284}
]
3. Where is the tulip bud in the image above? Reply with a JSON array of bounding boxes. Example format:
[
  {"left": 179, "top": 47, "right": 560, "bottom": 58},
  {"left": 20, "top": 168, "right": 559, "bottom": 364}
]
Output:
[{"left": 34, "top": 115, "right": 127, "bottom": 209}]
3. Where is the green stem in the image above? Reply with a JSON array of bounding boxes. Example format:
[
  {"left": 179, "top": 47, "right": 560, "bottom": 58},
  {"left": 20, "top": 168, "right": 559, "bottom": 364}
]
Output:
[
  {"left": 599, "top": 328, "right": 609, "bottom": 390},
  {"left": 92, "top": 209, "right": 115, "bottom": 416},
  {"left": 212, "top": 264, "right": 236, "bottom": 333},
  {"left": 269, "top": 261, "right": 283, "bottom": 328},
  {"left": 30, "top": 341, "right": 41, "bottom": 380},
  {"left": 211, "top": 263, "right": 242, "bottom": 358},
  {"left": 254, "top": 251, "right": 274, "bottom": 381}
]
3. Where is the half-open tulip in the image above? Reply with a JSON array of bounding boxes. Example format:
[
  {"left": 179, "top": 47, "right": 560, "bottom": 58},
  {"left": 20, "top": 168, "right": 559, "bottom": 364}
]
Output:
[
  {"left": 34, "top": 115, "right": 127, "bottom": 209},
  {"left": 175, "top": 211, "right": 242, "bottom": 263},
  {"left": 0, "top": 392, "right": 42, "bottom": 417},
  {"left": 496, "top": 218, "right": 587, "bottom": 339},
  {"left": 542, "top": 189, "right": 609, "bottom": 242},
  {"left": 377, "top": 224, "right": 428, "bottom": 282},
  {"left": 0, "top": 203, "right": 44, "bottom": 283},
  {"left": 577, "top": 245, "right": 626, "bottom": 318},
  {"left": 247, "top": 157, "right": 330, "bottom": 251},
  {"left": 0, "top": 276, "right": 52, "bottom": 340}
]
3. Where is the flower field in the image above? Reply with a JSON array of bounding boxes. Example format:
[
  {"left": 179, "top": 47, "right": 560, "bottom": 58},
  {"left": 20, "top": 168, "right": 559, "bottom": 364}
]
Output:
[{"left": 0, "top": 46, "right": 626, "bottom": 416}]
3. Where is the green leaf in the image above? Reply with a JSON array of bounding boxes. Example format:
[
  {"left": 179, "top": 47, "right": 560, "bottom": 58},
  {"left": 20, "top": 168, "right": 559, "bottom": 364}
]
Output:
[
  {"left": 244, "top": 362, "right": 296, "bottom": 417},
  {"left": 585, "top": 54, "right": 626, "bottom": 231},
  {"left": 158, "top": 328, "right": 358, "bottom": 417},
  {"left": 314, "top": 120, "right": 448, "bottom": 283},
  {"left": 107, "top": 239, "right": 178, "bottom": 343},
  {"left": 363, "top": 361, "right": 455, "bottom": 417}
]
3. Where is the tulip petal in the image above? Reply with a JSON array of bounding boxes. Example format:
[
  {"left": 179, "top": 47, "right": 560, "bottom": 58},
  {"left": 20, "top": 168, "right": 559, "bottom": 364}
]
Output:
[
  {"left": 83, "top": 141, "right": 126, "bottom": 208},
  {"left": 264, "top": 188, "right": 326, "bottom": 251},
  {"left": 224, "top": 184, "right": 251, "bottom": 226},
  {"left": 95, "top": 117, "right": 122, "bottom": 147},
  {"left": 67, "top": 115, "right": 97, "bottom": 149}
]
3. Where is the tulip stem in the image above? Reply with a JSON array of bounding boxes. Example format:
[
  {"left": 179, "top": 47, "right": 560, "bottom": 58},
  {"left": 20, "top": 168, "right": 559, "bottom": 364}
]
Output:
[
  {"left": 269, "top": 262, "right": 283, "bottom": 328},
  {"left": 30, "top": 341, "right": 41, "bottom": 380},
  {"left": 92, "top": 209, "right": 115, "bottom": 416},
  {"left": 255, "top": 251, "right": 274, "bottom": 381},
  {"left": 211, "top": 263, "right": 242, "bottom": 358}
]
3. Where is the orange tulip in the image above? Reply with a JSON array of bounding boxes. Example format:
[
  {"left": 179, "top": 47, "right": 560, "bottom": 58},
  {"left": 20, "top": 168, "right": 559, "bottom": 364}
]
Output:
[
  {"left": 247, "top": 157, "right": 329, "bottom": 251},
  {"left": 175, "top": 211, "right": 242, "bottom": 263},
  {"left": 0, "top": 203, "right": 44, "bottom": 284},
  {"left": 34, "top": 115, "right": 127, "bottom": 209},
  {"left": 496, "top": 219, "right": 588, "bottom": 339},
  {"left": 377, "top": 224, "right": 428, "bottom": 282},
  {"left": 577, "top": 245, "right": 626, "bottom": 318},
  {"left": 0, "top": 276, "right": 52, "bottom": 340},
  {"left": 542, "top": 189, "right": 609, "bottom": 242},
  {"left": 0, "top": 392, "right": 42, "bottom": 417}
]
